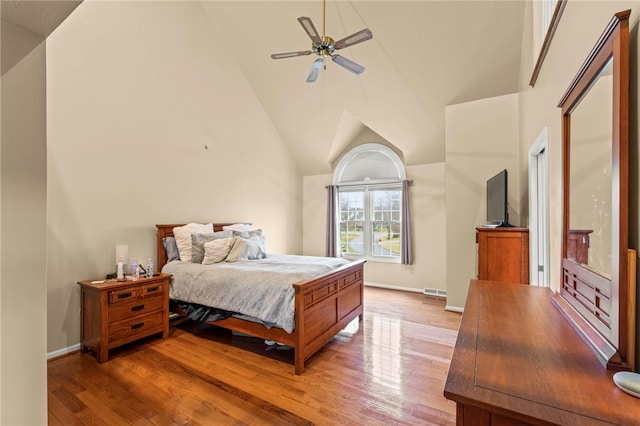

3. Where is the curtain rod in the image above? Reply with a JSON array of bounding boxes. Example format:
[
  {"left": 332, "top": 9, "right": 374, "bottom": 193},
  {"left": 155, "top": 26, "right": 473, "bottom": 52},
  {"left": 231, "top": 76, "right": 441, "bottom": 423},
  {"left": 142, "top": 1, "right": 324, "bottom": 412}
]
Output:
[{"left": 325, "top": 179, "right": 413, "bottom": 189}]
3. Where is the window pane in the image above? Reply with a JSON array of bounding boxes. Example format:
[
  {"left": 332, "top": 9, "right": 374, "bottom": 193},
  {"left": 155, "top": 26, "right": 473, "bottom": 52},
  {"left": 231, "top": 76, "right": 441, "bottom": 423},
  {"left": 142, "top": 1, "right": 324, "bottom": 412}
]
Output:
[
  {"left": 370, "top": 189, "right": 402, "bottom": 257},
  {"left": 339, "top": 191, "right": 365, "bottom": 256},
  {"left": 340, "top": 221, "right": 364, "bottom": 255}
]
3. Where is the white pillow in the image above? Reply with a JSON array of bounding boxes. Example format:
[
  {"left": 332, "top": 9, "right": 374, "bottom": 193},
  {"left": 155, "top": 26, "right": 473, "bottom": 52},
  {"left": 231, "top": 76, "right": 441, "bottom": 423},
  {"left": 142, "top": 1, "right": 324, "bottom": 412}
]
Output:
[
  {"left": 173, "top": 223, "right": 213, "bottom": 262},
  {"left": 202, "top": 238, "right": 234, "bottom": 264}
]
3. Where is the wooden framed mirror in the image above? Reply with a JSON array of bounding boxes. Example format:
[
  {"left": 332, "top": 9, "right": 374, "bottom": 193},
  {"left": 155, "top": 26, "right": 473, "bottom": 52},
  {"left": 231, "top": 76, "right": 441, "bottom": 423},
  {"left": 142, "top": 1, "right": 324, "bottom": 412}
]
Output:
[{"left": 555, "top": 10, "right": 632, "bottom": 371}]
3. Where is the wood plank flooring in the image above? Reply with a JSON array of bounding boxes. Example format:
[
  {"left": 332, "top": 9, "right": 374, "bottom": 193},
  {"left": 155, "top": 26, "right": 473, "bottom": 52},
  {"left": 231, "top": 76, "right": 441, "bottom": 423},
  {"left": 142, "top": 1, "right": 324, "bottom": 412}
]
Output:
[{"left": 48, "top": 287, "right": 461, "bottom": 425}]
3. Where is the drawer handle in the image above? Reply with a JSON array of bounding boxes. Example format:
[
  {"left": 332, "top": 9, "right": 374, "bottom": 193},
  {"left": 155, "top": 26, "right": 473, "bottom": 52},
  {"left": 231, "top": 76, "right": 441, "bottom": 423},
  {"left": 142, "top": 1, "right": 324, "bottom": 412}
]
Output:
[
  {"left": 147, "top": 286, "right": 159, "bottom": 292},
  {"left": 117, "top": 292, "right": 132, "bottom": 299},
  {"left": 131, "top": 322, "right": 144, "bottom": 330},
  {"left": 131, "top": 304, "right": 144, "bottom": 312}
]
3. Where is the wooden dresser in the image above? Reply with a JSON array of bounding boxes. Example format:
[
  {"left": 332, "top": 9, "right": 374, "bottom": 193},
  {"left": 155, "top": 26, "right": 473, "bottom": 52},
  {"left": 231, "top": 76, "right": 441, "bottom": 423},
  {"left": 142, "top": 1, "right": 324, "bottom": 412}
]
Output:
[
  {"left": 477, "top": 227, "right": 529, "bottom": 284},
  {"left": 444, "top": 280, "right": 640, "bottom": 425},
  {"left": 78, "top": 274, "right": 171, "bottom": 362}
]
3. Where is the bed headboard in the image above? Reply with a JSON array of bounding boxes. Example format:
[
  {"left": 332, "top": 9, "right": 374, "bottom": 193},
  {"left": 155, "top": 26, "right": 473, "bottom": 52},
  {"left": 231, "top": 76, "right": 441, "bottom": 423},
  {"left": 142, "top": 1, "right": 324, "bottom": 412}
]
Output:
[{"left": 156, "top": 223, "right": 246, "bottom": 271}]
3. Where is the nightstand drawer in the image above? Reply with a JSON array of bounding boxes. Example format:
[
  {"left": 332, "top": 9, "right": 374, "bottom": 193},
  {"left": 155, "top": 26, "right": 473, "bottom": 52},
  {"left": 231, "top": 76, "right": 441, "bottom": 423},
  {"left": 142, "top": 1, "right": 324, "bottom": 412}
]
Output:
[
  {"left": 109, "top": 295, "right": 164, "bottom": 323},
  {"left": 140, "top": 281, "right": 163, "bottom": 296},
  {"left": 109, "top": 287, "right": 138, "bottom": 304},
  {"left": 109, "top": 311, "right": 164, "bottom": 348},
  {"left": 109, "top": 281, "right": 165, "bottom": 304}
]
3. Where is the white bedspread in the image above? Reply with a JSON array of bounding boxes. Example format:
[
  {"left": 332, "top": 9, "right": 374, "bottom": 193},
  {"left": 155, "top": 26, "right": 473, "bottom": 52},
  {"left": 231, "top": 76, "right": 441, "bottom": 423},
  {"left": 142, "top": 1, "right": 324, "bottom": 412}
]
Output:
[{"left": 162, "top": 254, "right": 350, "bottom": 333}]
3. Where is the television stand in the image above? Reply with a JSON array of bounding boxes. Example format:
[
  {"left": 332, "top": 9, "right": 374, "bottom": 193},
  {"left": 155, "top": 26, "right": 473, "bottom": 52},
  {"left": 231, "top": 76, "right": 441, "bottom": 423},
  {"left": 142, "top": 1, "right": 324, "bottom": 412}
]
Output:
[
  {"left": 476, "top": 227, "right": 529, "bottom": 284},
  {"left": 482, "top": 222, "right": 514, "bottom": 228}
]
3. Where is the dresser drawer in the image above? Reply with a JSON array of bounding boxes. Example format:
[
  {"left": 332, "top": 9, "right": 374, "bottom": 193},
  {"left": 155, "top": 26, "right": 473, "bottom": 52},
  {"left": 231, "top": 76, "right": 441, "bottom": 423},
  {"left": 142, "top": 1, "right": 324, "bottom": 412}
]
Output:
[
  {"left": 108, "top": 311, "right": 164, "bottom": 348},
  {"left": 109, "top": 294, "right": 164, "bottom": 323}
]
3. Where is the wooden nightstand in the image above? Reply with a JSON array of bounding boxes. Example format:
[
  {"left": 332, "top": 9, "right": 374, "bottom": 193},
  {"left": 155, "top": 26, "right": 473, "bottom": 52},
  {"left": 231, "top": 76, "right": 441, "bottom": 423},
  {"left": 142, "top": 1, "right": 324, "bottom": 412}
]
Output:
[{"left": 78, "top": 273, "right": 171, "bottom": 362}]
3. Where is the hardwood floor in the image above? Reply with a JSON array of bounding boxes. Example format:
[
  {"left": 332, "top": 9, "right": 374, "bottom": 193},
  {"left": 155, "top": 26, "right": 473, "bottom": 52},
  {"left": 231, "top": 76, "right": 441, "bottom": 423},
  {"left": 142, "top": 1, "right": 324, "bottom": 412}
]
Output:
[{"left": 48, "top": 287, "right": 461, "bottom": 425}]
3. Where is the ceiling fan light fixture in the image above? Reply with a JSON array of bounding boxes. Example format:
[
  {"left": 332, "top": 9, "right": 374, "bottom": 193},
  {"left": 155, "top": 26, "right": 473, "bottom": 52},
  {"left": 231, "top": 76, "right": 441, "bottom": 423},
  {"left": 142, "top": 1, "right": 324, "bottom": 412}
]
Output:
[{"left": 316, "top": 35, "right": 335, "bottom": 56}]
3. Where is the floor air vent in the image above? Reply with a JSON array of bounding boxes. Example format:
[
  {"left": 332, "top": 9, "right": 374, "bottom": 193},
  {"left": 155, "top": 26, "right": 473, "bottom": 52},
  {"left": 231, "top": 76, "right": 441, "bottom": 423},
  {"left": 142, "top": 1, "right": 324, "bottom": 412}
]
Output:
[{"left": 424, "top": 288, "right": 447, "bottom": 298}]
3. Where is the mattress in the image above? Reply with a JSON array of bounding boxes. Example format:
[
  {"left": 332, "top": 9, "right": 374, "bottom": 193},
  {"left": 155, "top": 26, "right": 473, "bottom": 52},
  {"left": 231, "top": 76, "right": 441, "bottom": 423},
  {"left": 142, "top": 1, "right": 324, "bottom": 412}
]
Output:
[{"left": 162, "top": 254, "right": 350, "bottom": 333}]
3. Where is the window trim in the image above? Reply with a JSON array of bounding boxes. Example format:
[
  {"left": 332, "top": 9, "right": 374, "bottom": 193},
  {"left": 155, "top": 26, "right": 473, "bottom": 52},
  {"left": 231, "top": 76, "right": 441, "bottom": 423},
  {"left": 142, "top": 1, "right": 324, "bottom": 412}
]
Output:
[
  {"left": 530, "top": 0, "right": 567, "bottom": 87},
  {"left": 338, "top": 183, "right": 403, "bottom": 263},
  {"left": 333, "top": 143, "right": 406, "bottom": 186}
]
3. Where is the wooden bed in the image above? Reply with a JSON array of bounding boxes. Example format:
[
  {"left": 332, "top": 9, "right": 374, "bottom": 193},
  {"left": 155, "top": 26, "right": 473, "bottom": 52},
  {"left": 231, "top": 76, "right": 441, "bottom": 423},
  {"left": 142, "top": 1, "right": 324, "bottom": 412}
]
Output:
[{"left": 156, "top": 223, "right": 365, "bottom": 374}]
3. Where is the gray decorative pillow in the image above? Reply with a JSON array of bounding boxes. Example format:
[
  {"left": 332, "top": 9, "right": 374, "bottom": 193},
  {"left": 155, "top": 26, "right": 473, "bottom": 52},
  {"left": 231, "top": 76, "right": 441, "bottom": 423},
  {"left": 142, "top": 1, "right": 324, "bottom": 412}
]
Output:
[
  {"left": 230, "top": 228, "right": 263, "bottom": 239},
  {"left": 191, "top": 230, "right": 233, "bottom": 263},
  {"left": 163, "top": 236, "right": 180, "bottom": 263},
  {"left": 226, "top": 235, "right": 267, "bottom": 262}
]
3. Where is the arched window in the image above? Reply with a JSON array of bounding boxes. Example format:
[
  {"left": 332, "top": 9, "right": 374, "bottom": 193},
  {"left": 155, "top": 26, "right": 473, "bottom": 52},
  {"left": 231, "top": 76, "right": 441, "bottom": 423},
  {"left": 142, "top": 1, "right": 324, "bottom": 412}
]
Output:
[{"left": 333, "top": 144, "right": 407, "bottom": 262}]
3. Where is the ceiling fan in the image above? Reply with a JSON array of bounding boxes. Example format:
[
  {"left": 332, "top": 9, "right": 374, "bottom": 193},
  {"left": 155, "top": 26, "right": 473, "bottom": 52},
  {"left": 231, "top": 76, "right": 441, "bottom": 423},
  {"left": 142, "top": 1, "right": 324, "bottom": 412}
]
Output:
[{"left": 270, "top": 0, "right": 373, "bottom": 83}]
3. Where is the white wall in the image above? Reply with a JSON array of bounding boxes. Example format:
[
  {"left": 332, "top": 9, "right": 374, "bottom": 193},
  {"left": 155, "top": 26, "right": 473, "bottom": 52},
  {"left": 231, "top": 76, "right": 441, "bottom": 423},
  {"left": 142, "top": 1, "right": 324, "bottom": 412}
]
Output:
[
  {"left": 0, "top": 19, "right": 48, "bottom": 425},
  {"left": 46, "top": 1, "right": 301, "bottom": 354},
  {"left": 445, "top": 93, "right": 520, "bottom": 309},
  {"left": 519, "top": 0, "right": 637, "bottom": 292}
]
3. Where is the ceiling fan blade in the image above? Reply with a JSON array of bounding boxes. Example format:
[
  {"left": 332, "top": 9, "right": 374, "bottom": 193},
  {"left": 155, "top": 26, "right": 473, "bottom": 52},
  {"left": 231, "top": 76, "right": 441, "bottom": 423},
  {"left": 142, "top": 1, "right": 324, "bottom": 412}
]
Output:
[
  {"left": 306, "top": 58, "right": 324, "bottom": 83},
  {"left": 334, "top": 28, "right": 373, "bottom": 49},
  {"left": 271, "top": 50, "right": 313, "bottom": 60},
  {"left": 331, "top": 55, "right": 365, "bottom": 75},
  {"left": 297, "top": 16, "right": 322, "bottom": 45}
]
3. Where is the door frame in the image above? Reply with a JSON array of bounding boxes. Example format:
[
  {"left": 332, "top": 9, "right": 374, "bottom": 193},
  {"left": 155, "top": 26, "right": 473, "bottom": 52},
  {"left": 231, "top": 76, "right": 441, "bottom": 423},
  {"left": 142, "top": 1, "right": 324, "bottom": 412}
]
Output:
[{"left": 528, "top": 127, "right": 550, "bottom": 286}]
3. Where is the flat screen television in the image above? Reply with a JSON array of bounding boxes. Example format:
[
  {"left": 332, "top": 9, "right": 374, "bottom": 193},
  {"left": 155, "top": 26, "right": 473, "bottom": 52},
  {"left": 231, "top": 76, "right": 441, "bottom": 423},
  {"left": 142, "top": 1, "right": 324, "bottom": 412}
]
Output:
[{"left": 486, "top": 169, "right": 511, "bottom": 227}]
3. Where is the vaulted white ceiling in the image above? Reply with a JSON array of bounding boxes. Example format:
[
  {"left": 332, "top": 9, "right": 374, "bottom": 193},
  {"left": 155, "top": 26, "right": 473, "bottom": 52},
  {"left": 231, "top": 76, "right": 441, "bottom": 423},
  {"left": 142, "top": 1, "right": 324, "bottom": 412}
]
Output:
[
  {"left": 2, "top": 0, "right": 526, "bottom": 175},
  {"left": 200, "top": 1, "right": 526, "bottom": 174}
]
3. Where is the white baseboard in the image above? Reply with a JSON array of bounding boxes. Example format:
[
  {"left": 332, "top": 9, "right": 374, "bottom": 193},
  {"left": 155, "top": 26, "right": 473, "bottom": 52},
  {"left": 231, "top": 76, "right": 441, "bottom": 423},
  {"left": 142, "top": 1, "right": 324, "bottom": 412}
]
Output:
[
  {"left": 364, "top": 282, "right": 423, "bottom": 293},
  {"left": 365, "top": 282, "right": 456, "bottom": 306},
  {"left": 47, "top": 343, "right": 81, "bottom": 360},
  {"left": 445, "top": 305, "right": 464, "bottom": 313}
]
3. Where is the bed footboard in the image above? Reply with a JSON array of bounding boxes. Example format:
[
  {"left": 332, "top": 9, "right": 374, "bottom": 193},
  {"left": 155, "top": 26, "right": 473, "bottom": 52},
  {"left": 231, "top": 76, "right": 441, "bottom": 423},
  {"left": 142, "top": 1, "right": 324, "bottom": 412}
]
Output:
[{"left": 293, "top": 259, "right": 366, "bottom": 374}]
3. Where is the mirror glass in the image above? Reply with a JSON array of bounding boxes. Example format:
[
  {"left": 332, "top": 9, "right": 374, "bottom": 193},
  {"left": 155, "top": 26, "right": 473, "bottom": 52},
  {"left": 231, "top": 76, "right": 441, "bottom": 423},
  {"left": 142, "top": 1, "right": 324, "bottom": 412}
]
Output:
[{"left": 568, "top": 58, "right": 613, "bottom": 277}]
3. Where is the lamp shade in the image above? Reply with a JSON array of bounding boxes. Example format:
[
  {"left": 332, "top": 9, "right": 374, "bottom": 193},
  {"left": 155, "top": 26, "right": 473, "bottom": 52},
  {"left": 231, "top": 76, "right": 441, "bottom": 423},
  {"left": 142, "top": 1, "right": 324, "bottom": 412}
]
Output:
[{"left": 115, "top": 244, "right": 128, "bottom": 265}]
